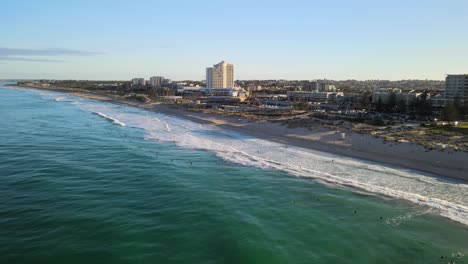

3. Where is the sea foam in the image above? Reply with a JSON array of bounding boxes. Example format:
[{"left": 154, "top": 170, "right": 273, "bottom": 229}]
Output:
[
  {"left": 93, "top": 112, "right": 126, "bottom": 127},
  {"left": 50, "top": 93, "right": 468, "bottom": 226}
]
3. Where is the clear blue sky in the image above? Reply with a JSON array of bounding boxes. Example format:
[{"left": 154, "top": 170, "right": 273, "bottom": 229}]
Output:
[{"left": 2, "top": 0, "right": 468, "bottom": 80}]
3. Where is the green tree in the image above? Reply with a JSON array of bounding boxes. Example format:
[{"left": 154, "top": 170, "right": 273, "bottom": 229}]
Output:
[
  {"left": 416, "top": 91, "right": 432, "bottom": 116},
  {"left": 360, "top": 91, "right": 371, "bottom": 108},
  {"left": 441, "top": 101, "right": 459, "bottom": 121},
  {"left": 453, "top": 96, "right": 466, "bottom": 119},
  {"left": 387, "top": 92, "right": 397, "bottom": 112},
  {"left": 294, "top": 101, "right": 309, "bottom": 110},
  {"left": 463, "top": 102, "right": 468, "bottom": 120},
  {"left": 376, "top": 97, "right": 384, "bottom": 112},
  {"left": 397, "top": 99, "right": 406, "bottom": 113}
]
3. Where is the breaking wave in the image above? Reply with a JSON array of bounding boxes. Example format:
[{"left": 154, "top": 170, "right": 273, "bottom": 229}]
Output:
[
  {"left": 93, "top": 112, "right": 126, "bottom": 127},
  {"left": 48, "top": 92, "right": 468, "bottom": 226}
]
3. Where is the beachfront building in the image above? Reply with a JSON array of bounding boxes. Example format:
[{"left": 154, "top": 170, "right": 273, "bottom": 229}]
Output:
[
  {"left": 149, "top": 76, "right": 165, "bottom": 87},
  {"left": 300, "top": 82, "right": 336, "bottom": 92},
  {"left": 178, "top": 86, "right": 247, "bottom": 98},
  {"left": 206, "top": 61, "right": 234, "bottom": 89},
  {"left": 445, "top": 74, "right": 468, "bottom": 102},
  {"left": 131, "top": 78, "right": 145, "bottom": 87},
  {"left": 256, "top": 94, "right": 290, "bottom": 109},
  {"left": 397, "top": 92, "right": 422, "bottom": 106},
  {"left": 246, "top": 85, "right": 263, "bottom": 92},
  {"left": 287, "top": 91, "right": 344, "bottom": 103},
  {"left": 178, "top": 86, "right": 203, "bottom": 96},
  {"left": 433, "top": 74, "right": 468, "bottom": 108},
  {"left": 318, "top": 83, "right": 337, "bottom": 92},
  {"left": 204, "top": 87, "right": 247, "bottom": 97},
  {"left": 371, "top": 88, "right": 421, "bottom": 106},
  {"left": 431, "top": 94, "right": 446, "bottom": 108},
  {"left": 371, "top": 88, "right": 400, "bottom": 104}
]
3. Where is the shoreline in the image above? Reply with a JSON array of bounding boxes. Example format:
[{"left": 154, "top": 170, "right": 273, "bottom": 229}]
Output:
[{"left": 6, "top": 84, "right": 468, "bottom": 182}]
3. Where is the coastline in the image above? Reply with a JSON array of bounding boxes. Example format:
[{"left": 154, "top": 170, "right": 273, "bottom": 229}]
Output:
[
  {"left": 6, "top": 84, "right": 468, "bottom": 182},
  {"left": 149, "top": 104, "right": 468, "bottom": 182}
]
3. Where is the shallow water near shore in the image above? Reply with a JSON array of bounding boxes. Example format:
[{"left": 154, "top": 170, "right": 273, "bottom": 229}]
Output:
[{"left": 1, "top": 84, "right": 468, "bottom": 263}]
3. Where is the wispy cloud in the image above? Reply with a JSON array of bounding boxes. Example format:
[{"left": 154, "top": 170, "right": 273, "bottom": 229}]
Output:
[
  {"left": 0, "top": 47, "right": 104, "bottom": 56},
  {"left": 0, "top": 47, "right": 104, "bottom": 62},
  {"left": 0, "top": 56, "right": 66, "bottom": 62}
]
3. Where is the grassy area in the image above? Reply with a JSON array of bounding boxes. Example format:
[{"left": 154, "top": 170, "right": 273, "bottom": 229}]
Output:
[
  {"left": 458, "top": 122, "right": 468, "bottom": 129},
  {"left": 429, "top": 122, "right": 468, "bottom": 135}
]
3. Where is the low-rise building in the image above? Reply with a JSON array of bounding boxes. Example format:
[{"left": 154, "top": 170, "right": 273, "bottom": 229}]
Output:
[
  {"left": 205, "top": 87, "right": 248, "bottom": 98},
  {"left": 431, "top": 94, "right": 446, "bottom": 108},
  {"left": 287, "top": 91, "right": 343, "bottom": 103},
  {"left": 372, "top": 88, "right": 421, "bottom": 106}
]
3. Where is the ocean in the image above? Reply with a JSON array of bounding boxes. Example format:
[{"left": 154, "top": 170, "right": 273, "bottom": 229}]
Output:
[{"left": 1, "top": 83, "right": 467, "bottom": 263}]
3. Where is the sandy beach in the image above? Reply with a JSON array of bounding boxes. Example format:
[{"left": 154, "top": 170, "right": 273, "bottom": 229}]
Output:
[
  {"left": 9, "top": 85, "right": 468, "bottom": 182},
  {"left": 147, "top": 104, "right": 468, "bottom": 182}
]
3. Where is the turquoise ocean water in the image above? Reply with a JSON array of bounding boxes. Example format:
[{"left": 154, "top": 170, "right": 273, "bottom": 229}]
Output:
[{"left": 0, "top": 83, "right": 467, "bottom": 263}]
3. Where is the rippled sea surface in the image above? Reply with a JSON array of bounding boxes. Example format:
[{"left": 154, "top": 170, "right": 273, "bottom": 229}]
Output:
[{"left": 1, "top": 84, "right": 467, "bottom": 264}]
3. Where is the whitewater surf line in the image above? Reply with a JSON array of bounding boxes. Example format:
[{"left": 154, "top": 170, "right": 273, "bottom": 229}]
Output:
[
  {"left": 35, "top": 90, "right": 468, "bottom": 226},
  {"left": 93, "top": 112, "right": 126, "bottom": 127}
]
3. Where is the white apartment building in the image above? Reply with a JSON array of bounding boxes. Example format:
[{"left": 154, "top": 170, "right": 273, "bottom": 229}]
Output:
[
  {"left": 431, "top": 74, "right": 468, "bottom": 108},
  {"left": 318, "top": 83, "right": 337, "bottom": 92},
  {"left": 131, "top": 78, "right": 145, "bottom": 86},
  {"left": 301, "top": 82, "right": 336, "bottom": 92},
  {"left": 149, "top": 76, "right": 164, "bottom": 87},
  {"left": 206, "top": 61, "right": 234, "bottom": 88},
  {"left": 445, "top": 74, "right": 468, "bottom": 102}
]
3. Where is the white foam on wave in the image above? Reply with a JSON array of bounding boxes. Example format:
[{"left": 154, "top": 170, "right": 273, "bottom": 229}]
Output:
[
  {"left": 54, "top": 96, "right": 77, "bottom": 103},
  {"left": 163, "top": 121, "right": 171, "bottom": 132},
  {"left": 47, "top": 95, "right": 468, "bottom": 226},
  {"left": 93, "top": 112, "right": 126, "bottom": 127},
  {"left": 34, "top": 90, "right": 84, "bottom": 105},
  {"left": 385, "top": 208, "right": 434, "bottom": 226}
]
